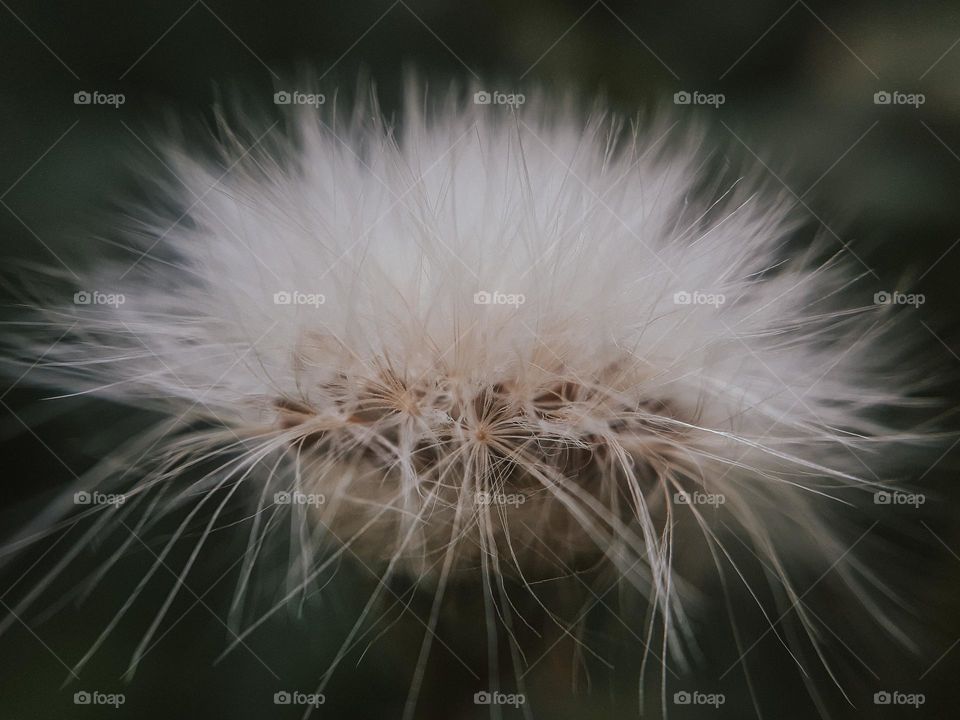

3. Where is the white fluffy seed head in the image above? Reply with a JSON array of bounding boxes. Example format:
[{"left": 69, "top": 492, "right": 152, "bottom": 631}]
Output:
[{"left": 6, "top": 82, "right": 939, "bottom": 668}]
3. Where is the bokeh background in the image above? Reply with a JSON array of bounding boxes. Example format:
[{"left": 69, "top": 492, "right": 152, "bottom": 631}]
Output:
[{"left": 2, "top": 0, "right": 960, "bottom": 717}]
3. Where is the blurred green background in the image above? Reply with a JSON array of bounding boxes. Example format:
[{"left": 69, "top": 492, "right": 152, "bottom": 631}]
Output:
[{"left": 2, "top": 0, "right": 960, "bottom": 717}]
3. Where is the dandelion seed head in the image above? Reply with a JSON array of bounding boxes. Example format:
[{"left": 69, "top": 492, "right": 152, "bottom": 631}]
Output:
[{"left": 5, "top": 83, "right": 938, "bottom": 680}]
